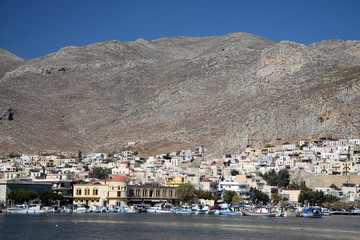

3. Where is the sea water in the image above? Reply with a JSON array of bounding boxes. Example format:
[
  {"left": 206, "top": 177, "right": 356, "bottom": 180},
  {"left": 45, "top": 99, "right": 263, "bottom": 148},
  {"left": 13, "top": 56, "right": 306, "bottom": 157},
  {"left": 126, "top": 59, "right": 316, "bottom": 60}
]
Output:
[{"left": 0, "top": 213, "right": 359, "bottom": 240}]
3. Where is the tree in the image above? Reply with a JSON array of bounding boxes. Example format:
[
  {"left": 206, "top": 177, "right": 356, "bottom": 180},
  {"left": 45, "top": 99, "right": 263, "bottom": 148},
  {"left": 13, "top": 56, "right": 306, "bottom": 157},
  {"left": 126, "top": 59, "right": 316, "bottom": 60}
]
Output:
[
  {"left": 223, "top": 191, "right": 237, "bottom": 204},
  {"left": 64, "top": 163, "right": 72, "bottom": 168},
  {"left": 329, "top": 183, "right": 341, "bottom": 190},
  {"left": 39, "top": 191, "right": 63, "bottom": 206},
  {"left": 232, "top": 195, "right": 244, "bottom": 205},
  {"left": 78, "top": 150, "right": 82, "bottom": 160},
  {"left": 91, "top": 167, "right": 111, "bottom": 179},
  {"left": 230, "top": 169, "right": 239, "bottom": 176},
  {"left": 298, "top": 191, "right": 327, "bottom": 206},
  {"left": 8, "top": 189, "right": 38, "bottom": 204},
  {"left": 249, "top": 188, "right": 269, "bottom": 205},
  {"left": 176, "top": 183, "right": 195, "bottom": 204},
  {"left": 280, "top": 200, "right": 289, "bottom": 208},
  {"left": 287, "top": 181, "right": 312, "bottom": 191},
  {"left": 264, "top": 169, "right": 277, "bottom": 186},
  {"left": 271, "top": 192, "right": 282, "bottom": 204},
  {"left": 195, "top": 189, "right": 213, "bottom": 200},
  {"left": 277, "top": 169, "right": 290, "bottom": 188},
  {"left": 163, "top": 153, "right": 172, "bottom": 160}
]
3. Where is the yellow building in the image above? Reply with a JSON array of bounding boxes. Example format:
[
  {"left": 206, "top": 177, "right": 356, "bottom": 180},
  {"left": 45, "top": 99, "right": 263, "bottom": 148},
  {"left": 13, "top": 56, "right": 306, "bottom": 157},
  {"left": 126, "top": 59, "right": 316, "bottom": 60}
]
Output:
[
  {"left": 279, "top": 189, "right": 301, "bottom": 203},
  {"left": 165, "top": 177, "right": 188, "bottom": 187},
  {"left": 73, "top": 181, "right": 108, "bottom": 207},
  {"left": 107, "top": 176, "right": 130, "bottom": 207},
  {"left": 0, "top": 172, "right": 20, "bottom": 180},
  {"left": 340, "top": 162, "right": 353, "bottom": 175},
  {"left": 73, "top": 176, "right": 178, "bottom": 208}
]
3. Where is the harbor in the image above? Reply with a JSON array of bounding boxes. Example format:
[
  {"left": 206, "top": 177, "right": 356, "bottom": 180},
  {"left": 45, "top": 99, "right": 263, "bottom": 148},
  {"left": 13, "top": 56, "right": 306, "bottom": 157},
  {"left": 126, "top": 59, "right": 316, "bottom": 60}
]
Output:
[{"left": 1, "top": 212, "right": 360, "bottom": 240}]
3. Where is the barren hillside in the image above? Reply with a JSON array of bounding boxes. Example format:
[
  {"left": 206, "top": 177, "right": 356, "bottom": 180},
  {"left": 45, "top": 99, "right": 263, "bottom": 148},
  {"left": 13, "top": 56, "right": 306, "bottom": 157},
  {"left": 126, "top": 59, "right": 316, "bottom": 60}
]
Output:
[{"left": 1, "top": 33, "right": 360, "bottom": 156}]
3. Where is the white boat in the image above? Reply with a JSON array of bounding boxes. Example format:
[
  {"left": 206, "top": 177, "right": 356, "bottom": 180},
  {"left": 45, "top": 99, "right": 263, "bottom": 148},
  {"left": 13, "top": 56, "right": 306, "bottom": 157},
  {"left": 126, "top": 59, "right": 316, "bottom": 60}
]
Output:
[
  {"left": 241, "top": 207, "right": 276, "bottom": 217},
  {"left": 7, "top": 204, "right": 45, "bottom": 214},
  {"left": 73, "top": 204, "right": 88, "bottom": 213},
  {"left": 147, "top": 204, "right": 172, "bottom": 213},
  {"left": 174, "top": 205, "right": 193, "bottom": 214},
  {"left": 121, "top": 205, "right": 139, "bottom": 213},
  {"left": 195, "top": 206, "right": 212, "bottom": 215},
  {"left": 219, "top": 208, "right": 237, "bottom": 215},
  {"left": 321, "top": 208, "right": 334, "bottom": 216},
  {"left": 89, "top": 205, "right": 101, "bottom": 213}
]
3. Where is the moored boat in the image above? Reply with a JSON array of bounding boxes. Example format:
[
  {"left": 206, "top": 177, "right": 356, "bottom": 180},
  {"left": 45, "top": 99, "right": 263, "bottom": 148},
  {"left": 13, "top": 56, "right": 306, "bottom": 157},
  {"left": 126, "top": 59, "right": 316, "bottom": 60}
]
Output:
[
  {"left": 147, "top": 203, "right": 172, "bottom": 213},
  {"left": 7, "top": 203, "right": 45, "bottom": 214},
  {"left": 302, "top": 208, "right": 323, "bottom": 218},
  {"left": 241, "top": 207, "right": 276, "bottom": 217},
  {"left": 73, "top": 204, "right": 88, "bottom": 213}
]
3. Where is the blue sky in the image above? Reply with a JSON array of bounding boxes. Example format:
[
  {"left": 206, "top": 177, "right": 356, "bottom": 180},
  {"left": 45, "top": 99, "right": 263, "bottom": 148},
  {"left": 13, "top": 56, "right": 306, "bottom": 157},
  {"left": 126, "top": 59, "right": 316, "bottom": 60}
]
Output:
[{"left": 1, "top": 0, "right": 359, "bottom": 59}]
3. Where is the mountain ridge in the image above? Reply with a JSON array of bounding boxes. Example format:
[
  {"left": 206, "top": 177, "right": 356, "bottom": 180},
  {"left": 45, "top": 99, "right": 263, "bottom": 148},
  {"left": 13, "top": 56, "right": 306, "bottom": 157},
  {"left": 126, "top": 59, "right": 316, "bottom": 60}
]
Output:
[{"left": 1, "top": 33, "right": 360, "bottom": 157}]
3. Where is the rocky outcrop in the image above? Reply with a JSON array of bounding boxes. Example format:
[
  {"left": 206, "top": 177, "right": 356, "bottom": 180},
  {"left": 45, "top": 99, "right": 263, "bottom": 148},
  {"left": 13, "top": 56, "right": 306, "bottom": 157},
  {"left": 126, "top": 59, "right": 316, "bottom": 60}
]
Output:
[{"left": 0, "top": 33, "right": 359, "bottom": 156}]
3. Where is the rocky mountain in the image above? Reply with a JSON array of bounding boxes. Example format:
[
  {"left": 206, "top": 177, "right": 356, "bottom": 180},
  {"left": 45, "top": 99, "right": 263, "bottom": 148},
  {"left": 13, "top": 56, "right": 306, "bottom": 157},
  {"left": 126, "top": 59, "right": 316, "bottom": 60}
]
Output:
[{"left": 1, "top": 33, "right": 360, "bottom": 157}]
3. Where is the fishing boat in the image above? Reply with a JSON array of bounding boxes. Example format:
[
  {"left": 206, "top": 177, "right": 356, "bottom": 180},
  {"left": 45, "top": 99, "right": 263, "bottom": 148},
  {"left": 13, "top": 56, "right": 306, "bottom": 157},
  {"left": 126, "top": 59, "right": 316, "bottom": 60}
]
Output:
[
  {"left": 302, "top": 208, "right": 323, "bottom": 218},
  {"left": 241, "top": 207, "right": 276, "bottom": 217},
  {"left": 321, "top": 208, "right": 334, "bottom": 216},
  {"left": 73, "top": 204, "right": 88, "bottom": 213},
  {"left": 7, "top": 203, "right": 45, "bottom": 214},
  {"left": 219, "top": 206, "right": 237, "bottom": 215},
  {"left": 146, "top": 203, "right": 172, "bottom": 213},
  {"left": 174, "top": 205, "right": 193, "bottom": 214},
  {"left": 120, "top": 205, "right": 139, "bottom": 213}
]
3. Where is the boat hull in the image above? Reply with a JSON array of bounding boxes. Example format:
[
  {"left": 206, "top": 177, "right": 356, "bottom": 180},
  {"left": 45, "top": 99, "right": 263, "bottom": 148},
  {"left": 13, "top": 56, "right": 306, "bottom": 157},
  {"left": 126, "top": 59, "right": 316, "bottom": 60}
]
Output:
[{"left": 241, "top": 209, "right": 276, "bottom": 217}]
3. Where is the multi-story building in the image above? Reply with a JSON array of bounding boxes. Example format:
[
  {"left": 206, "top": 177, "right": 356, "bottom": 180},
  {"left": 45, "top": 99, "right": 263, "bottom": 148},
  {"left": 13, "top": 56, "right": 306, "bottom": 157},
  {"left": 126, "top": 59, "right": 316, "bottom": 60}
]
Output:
[{"left": 73, "top": 176, "right": 178, "bottom": 208}]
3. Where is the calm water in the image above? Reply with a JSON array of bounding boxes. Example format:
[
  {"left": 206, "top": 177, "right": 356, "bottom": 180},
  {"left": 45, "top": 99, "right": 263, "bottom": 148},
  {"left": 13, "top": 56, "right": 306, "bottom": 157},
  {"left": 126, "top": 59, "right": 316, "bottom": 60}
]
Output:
[{"left": 0, "top": 213, "right": 359, "bottom": 240}]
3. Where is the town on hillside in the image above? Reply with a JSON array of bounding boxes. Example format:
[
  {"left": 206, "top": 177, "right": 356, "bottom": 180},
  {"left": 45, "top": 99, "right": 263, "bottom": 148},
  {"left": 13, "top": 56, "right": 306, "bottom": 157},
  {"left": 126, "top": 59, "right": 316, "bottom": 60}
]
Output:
[{"left": 1, "top": 138, "right": 360, "bottom": 213}]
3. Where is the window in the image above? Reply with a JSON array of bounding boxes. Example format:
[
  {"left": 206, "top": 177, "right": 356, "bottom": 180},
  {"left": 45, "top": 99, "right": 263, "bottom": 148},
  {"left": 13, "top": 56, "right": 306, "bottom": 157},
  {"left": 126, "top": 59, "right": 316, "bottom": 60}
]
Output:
[
  {"left": 117, "top": 191, "right": 121, "bottom": 197},
  {"left": 76, "top": 189, "right": 82, "bottom": 195},
  {"left": 93, "top": 189, "right": 98, "bottom": 195},
  {"left": 85, "top": 188, "right": 90, "bottom": 195}
]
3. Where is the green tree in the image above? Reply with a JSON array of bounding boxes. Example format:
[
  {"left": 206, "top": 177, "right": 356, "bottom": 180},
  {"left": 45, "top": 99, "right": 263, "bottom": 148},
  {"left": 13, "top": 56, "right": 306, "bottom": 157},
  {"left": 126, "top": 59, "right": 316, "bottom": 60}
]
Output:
[
  {"left": 329, "top": 183, "right": 341, "bottom": 190},
  {"left": 280, "top": 199, "right": 289, "bottom": 207},
  {"left": 277, "top": 169, "right": 290, "bottom": 188},
  {"left": 249, "top": 188, "right": 269, "bottom": 205},
  {"left": 230, "top": 169, "right": 239, "bottom": 176},
  {"left": 64, "top": 163, "right": 72, "bottom": 168},
  {"left": 298, "top": 191, "right": 326, "bottom": 206},
  {"left": 287, "top": 181, "right": 312, "bottom": 191},
  {"left": 91, "top": 167, "right": 111, "bottom": 179},
  {"left": 176, "top": 183, "right": 195, "bottom": 204},
  {"left": 232, "top": 195, "right": 244, "bottom": 205},
  {"left": 78, "top": 150, "right": 82, "bottom": 160},
  {"left": 39, "top": 191, "right": 63, "bottom": 206},
  {"left": 271, "top": 192, "right": 282, "bottom": 204},
  {"left": 223, "top": 191, "right": 237, "bottom": 204},
  {"left": 8, "top": 189, "right": 38, "bottom": 204},
  {"left": 213, "top": 193, "right": 221, "bottom": 203},
  {"left": 195, "top": 189, "right": 213, "bottom": 200},
  {"left": 264, "top": 169, "right": 278, "bottom": 186}
]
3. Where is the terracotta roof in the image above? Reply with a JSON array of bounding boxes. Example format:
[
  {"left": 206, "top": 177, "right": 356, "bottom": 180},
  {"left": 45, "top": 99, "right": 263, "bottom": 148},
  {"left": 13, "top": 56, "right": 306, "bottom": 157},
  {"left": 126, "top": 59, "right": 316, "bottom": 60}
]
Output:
[
  {"left": 202, "top": 178, "right": 211, "bottom": 182},
  {"left": 110, "top": 176, "right": 133, "bottom": 182}
]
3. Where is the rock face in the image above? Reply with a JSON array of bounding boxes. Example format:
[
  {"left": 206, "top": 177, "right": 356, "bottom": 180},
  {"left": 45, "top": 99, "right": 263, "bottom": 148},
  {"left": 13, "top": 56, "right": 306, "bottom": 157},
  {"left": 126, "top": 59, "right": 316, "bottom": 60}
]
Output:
[{"left": 1, "top": 33, "right": 360, "bottom": 156}]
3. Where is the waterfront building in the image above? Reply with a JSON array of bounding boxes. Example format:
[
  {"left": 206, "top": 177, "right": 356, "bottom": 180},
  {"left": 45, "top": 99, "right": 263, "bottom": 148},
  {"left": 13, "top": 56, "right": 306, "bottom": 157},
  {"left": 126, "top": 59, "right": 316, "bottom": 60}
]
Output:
[
  {"left": 73, "top": 176, "right": 178, "bottom": 208},
  {"left": 0, "top": 179, "right": 52, "bottom": 206}
]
